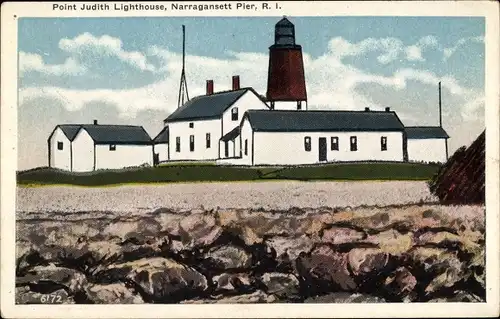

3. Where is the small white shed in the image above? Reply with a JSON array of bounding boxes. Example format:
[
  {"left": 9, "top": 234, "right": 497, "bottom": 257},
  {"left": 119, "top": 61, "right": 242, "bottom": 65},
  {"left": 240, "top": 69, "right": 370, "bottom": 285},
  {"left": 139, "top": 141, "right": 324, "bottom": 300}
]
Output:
[
  {"left": 405, "top": 126, "right": 449, "bottom": 163},
  {"left": 48, "top": 121, "right": 153, "bottom": 172}
]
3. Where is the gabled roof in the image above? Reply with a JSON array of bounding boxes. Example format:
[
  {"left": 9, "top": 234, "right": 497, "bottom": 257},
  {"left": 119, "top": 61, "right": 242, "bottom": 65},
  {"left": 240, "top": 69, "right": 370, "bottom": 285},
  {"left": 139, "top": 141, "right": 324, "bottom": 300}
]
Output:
[
  {"left": 153, "top": 126, "right": 169, "bottom": 144},
  {"left": 49, "top": 124, "right": 152, "bottom": 145},
  {"left": 405, "top": 126, "right": 449, "bottom": 139},
  {"left": 56, "top": 125, "right": 82, "bottom": 141},
  {"left": 164, "top": 88, "right": 268, "bottom": 123},
  {"left": 243, "top": 110, "right": 405, "bottom": 132},
  {"left": 81, "top": 125, "right": 152, "bottom": 145},
  {"left": 220, "top": 126, "right": 240, "bottom": 142}
]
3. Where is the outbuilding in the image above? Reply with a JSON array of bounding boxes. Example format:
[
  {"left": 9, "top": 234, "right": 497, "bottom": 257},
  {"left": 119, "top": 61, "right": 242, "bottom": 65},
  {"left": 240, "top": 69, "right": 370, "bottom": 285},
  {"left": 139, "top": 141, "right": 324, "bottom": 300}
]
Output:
[
  {"left": 405, "top": 126, "right": 449, "bottom": 163},
  {"left": 48, "top": 121, "right": 153, "bottom": 172}
]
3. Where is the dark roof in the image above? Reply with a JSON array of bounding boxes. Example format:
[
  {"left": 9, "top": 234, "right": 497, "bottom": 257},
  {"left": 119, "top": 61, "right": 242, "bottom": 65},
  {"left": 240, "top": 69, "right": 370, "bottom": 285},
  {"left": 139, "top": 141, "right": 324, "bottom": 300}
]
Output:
[
  {"left": 244, "top": 110, "right": 405, "bottom": 132},
  {"left": 153, "top": 126, "right": 169, "bottom": 144},
  {"left": 81, "top": 125, "right": 152, "bottom": 145},
  {"left": 58, "top": 125, "right": 81, "bottom": 141},
  {"left": 405, "top": 126, "right": 449, "bottom": 139},
  {"left": 220, "top": 126, "right": 240, "bottom": 142},
  {"left": 164, "top": 88, "right": 267, "bottom": 122},
  {"left": 276, "top": 17, "right": 293, "bottom": 26}
]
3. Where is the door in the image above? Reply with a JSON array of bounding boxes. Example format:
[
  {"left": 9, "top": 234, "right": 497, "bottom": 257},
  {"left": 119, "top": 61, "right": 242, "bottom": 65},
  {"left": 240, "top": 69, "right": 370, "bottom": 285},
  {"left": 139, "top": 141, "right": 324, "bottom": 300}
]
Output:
[{"left": 318, "top": 137, "right": 327, "bottom": 162}]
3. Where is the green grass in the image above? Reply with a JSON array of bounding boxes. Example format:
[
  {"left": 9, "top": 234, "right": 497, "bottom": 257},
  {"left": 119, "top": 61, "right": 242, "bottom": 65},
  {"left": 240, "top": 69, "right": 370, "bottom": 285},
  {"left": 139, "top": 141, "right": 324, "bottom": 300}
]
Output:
[{"left": 16, "top": 162, "right": 441, "bottom": 187}]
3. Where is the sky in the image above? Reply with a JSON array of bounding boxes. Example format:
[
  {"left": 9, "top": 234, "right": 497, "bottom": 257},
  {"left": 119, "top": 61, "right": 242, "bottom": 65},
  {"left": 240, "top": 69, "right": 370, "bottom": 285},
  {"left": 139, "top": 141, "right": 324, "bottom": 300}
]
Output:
[{"left": 17, "top": 16, "right": 485, "bottom": 170}]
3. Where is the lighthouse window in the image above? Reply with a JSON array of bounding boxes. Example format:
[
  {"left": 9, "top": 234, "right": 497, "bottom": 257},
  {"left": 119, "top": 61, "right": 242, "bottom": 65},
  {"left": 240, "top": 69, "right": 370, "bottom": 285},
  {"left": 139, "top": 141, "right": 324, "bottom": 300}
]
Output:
[
  {"left": 304, "top": 136, "right": 311, "bottom": 152},
  {"left": 381, "top": 136, "right": 387, "bottom": 151},
  {"left": 350, "top": 136, "right": 358, "bottom": 152},
  {"left": 109, "top": 144, "right": 116, "bottom": 151},
  {"left": 297, "top": 101, "right": 302, "bottom": 110},
  {"left": 57, "top": 141, "right": 64, "bottom": 150},
  {"left": 244, "top": 139, "right": 248, "bottom": 156},
  {"left": 231, "top": 107, "right": 239, "bottom": 121},
  {"left": 189, "top": 122, "right": 194, "bottom": 128}
]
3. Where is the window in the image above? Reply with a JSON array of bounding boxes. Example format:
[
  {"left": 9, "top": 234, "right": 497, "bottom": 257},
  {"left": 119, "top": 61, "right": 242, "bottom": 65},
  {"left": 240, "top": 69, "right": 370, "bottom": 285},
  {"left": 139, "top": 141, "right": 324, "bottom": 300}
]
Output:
[
  {"left": 231, "top": 107, "right": 239, "bottom": 121},
  {"left": 189, "top": 122, "right": 194, "bottom": 128},
  {"left": 206, "top": 133, "right": 211, "bottom": 148},
  {"left": 57, "top": 141, "right": 63, "bottom": 150},
  {"left": 381, "top": 136, "right": 387, "bottom": 151},
  {"left": 270, "top": 101, "right": 275, "bottom": 110},
  {"left": 297, "top": 101, "right": 302, "bottom": 110},
  {"left": 109, "top": 144, "right": 116, "bottom": 151},
  {"left": 304, "top": 137, "right": 311, "bottom": 152},
  {"left": 176, "top": 137, "right": 181, "bottom": 152},
  {"left": 190, "top": 135, "right": 195, "bottom": 152},
  {"left": 350, "top": 136, "right": 358, "bottom": 151},
  {"left": 224, "top": 142, "right": 229, "bottom": 157},
  {"left": 244, "top": 139, "right": 248, "bottom": 156},
  {"left": 331, "top": 137, "right": 339, "bottom": 151}
]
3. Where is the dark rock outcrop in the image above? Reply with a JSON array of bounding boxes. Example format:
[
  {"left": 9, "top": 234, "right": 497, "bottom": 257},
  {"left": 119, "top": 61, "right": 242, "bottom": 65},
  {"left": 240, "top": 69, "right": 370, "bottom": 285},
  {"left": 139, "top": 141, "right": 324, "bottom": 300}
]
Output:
[{"left": 429, "top": 130, "right": 485, "bottom": 205}]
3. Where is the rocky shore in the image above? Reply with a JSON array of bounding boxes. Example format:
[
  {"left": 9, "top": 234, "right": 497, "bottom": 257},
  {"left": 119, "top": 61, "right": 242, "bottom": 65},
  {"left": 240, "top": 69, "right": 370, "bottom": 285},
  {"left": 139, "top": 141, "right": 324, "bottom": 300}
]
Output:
[{"left": 16, "top": 204, "right": 485, "bottom": 304}]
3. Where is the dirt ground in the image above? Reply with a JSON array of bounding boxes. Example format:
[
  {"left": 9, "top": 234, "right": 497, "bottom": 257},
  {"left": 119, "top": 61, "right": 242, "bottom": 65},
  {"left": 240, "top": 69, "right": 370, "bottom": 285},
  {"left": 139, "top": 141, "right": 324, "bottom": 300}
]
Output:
[{"left": 17, "top": 180, "right": 437, "bottom": 212}]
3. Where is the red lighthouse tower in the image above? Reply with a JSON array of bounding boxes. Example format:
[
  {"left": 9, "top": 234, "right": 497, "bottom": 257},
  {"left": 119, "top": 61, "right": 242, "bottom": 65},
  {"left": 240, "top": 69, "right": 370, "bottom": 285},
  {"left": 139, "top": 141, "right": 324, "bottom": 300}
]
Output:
[{"left": 266, "top": 17, "right": 307, "bottom": 110}]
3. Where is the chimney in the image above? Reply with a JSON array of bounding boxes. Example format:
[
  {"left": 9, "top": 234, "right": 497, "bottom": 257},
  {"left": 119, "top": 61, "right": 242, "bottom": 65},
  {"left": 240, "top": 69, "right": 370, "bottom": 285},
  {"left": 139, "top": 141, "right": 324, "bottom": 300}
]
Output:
[
  {"left": 206, "top": 80, "right": 214, "bottom": 95},
  {"left": 93, "top": 119, "right": 98, "bottom": 125},
  {"left": 385, "top": 107, "right": 391, "bottom": 112},
  {"left": 232, "top": 75, "right": 240, "bottom": 90},
  {"left": 364, "top": 107, "right": 370, "bottom": 112}
]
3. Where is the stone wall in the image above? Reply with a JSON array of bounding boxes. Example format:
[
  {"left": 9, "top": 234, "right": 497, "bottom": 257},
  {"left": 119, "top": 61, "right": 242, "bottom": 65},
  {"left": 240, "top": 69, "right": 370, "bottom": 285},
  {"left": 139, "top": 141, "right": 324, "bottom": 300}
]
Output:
[{"left": 16, "top": 205, "right": 485, "bottom": 304}]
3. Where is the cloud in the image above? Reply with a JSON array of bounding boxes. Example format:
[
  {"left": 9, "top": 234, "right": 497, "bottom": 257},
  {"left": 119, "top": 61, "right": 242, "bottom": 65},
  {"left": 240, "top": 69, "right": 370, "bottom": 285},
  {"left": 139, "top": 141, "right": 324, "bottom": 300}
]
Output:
[
  {"left": 58, "top": 32, "right": 156, "bottom": 72},
  {"left": 443, "top": 36, "right": 484, "bottom": 61},
  {"left": 328, "top": 35, "right": 439, "bottom": 64},
  {"left": 19, "top": 52, "right": 87, "bottom": 76},
  {"left": 20, "top": 44, "right": 481, "bottom": 121},
  {"left": 405, "top": 36, "right": 438, "bottom": 62}
]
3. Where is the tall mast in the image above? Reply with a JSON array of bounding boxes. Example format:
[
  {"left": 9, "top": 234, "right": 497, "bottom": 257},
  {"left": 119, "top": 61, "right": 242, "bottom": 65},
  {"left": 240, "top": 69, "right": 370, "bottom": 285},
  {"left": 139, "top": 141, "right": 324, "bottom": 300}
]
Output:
[
  {"left": 177, "top": 25, "right": 189, "bottom": 108},
  {"left": 438, "top": 81, "right": 442, "bottom": 127}
]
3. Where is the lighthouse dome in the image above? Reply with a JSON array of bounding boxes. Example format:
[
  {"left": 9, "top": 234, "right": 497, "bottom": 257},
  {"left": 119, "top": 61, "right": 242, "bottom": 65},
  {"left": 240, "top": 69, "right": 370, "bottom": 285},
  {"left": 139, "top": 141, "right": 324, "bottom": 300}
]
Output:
[{"left": 274, "top": 17, "right": 295, "bottom": 46}]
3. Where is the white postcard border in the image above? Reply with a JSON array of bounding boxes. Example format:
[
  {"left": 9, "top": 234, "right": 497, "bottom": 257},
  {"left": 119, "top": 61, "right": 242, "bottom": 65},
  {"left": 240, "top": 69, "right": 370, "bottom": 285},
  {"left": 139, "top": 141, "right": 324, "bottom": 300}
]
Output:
[{"left": 1, "top": 1, "right": 499, "bottom": 318}]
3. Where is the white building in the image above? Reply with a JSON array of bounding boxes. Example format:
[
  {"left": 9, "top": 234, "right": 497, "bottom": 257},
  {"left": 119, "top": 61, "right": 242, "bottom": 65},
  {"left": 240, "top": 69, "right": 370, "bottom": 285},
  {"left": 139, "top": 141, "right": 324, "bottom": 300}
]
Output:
[
  {"left": 48, "top": 121, "right": 153, "bottom": 172},
  {"left": 217, "top": 108, "right": 408, "bottom": 166},
  {"left": 405, "top": 126, "right": 449, "bottom": 163},
  {"left": 162, "top": 76, "right": 270, "bottom": 162},
  {"left": 153, "top": 126, "right": 169, "bottom": 164}
]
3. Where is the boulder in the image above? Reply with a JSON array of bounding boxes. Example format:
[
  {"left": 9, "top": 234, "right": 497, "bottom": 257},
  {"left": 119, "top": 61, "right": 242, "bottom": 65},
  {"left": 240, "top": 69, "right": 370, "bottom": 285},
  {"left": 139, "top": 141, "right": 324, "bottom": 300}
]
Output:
[
  {"left": 366, "top": 229, "right": 413, "bottom": 255},
  {"left": 106, "top": 257, "right": 207, "bottom": 302},
  {"left": 304, "top": 292, "right": 385, "bottom": 303},
  {"left": 296, "top": 245, "right": 357, "bottom": 292},
  {"left": 85, "top": 283, "right": 144, "bottom": 304},
  {"left": 407, "top": 247, "right": 463, "bottom": 274},
  {"left": 179, "top": 214, "right": 223, "bottom": 249},
  {"left": 16, "top": 264, "right": 87, "bottom": 295},
  {"left": 212, "top": 273, "right": 253, "bottom": 293},
  {"left": 321, "top": 226, "right": 365, "bottom": 245},
  {"left": 204, "top": 245, "right": 251, "bottom": 270},
  {"left": 383, "top": 267, "right": 417, "bottom": 300},
  {"left": 259, "top": 273, "right": 299, "bottom": 298},
  {"left": 348, "top": 248, "right": 389, "bottom": 276},
  {"left": 265, "top": 235, "right": 314, "bottom": 264}
]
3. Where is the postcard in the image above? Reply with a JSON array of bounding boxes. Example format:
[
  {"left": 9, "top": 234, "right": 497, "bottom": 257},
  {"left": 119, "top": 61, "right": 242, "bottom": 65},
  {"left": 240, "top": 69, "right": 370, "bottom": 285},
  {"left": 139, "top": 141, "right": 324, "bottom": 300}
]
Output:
[{"left": 1, "top": 1, "right": 499, "bottom": 318}]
